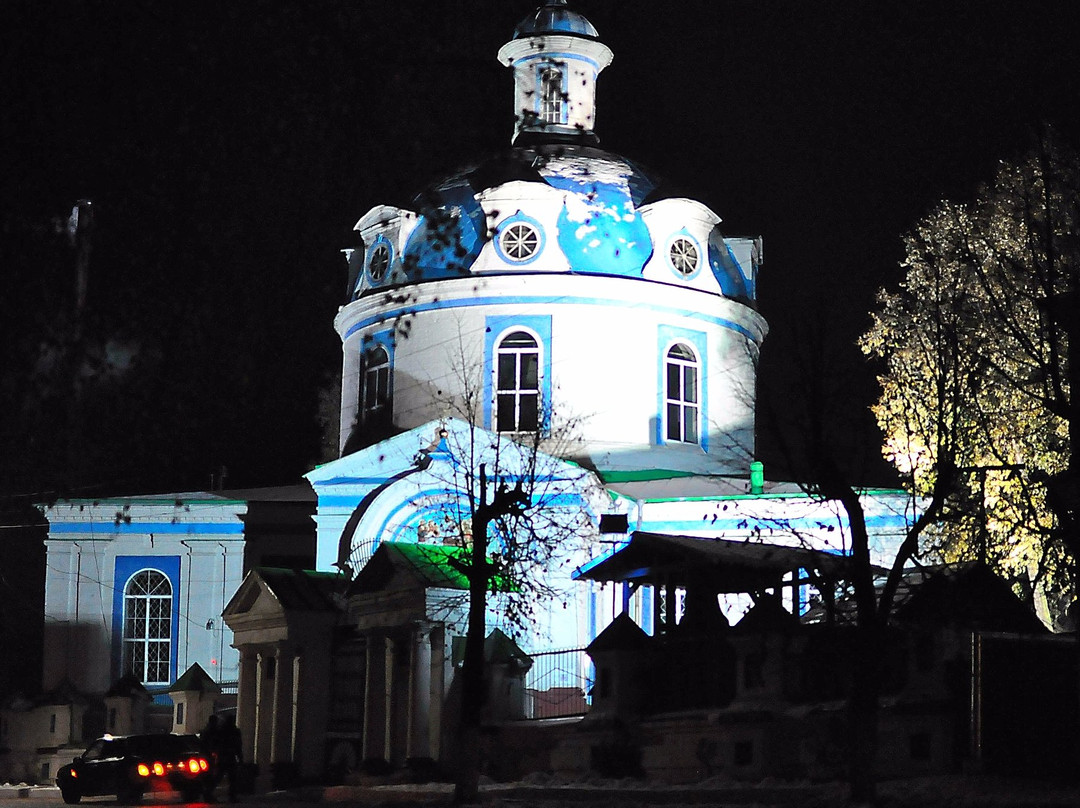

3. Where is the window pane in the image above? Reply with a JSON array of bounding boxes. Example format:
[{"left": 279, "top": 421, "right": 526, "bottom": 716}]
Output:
[
  {"left": 503, "top": 331, "right": 537, "bottom": 348},
  {"left": 375, "top": 367, "right": 390, "bottom": 402},
  {"left": 521, "top": 353, "right": 539, "bottom": 389},
  {"left": 497, "top": 394, "right": 516, "bottom": 431},
  {"left": 668, "top": 343, "right": 694, "bottom": 361},
  {"left": 667, "top": 403, "right": 681, "bottom": 440},
  {"left": 684, "top": 407, "right": 699, "bottom": 443},
  {"left": 666, "top": 363, "right": 681, "bottom": 398},
  {"left": 519, "top": 394, "right": 539, "bottom": 431},
  {"left": 497, "top": 355, "right": 517, "bottom": 390},
  {"left": 684, "top": 366, "right": 698, "bottom": 404}
]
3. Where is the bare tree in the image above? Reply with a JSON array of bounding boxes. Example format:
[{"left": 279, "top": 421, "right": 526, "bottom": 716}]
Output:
[
  {"left": 409, "top": 337, "right": 599, "bottom": 804},
  {"left": 757, "top": 308, "right": 961, "bottom": 803}
]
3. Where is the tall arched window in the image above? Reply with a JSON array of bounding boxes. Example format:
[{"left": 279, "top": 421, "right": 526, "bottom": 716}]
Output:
[
  {"left": 496, "top": 330, "right": 540, "bottom": 432},
  {"left": 359, "top": 345, "right": 391, "bottom": 426},
  {"left": 665, "top": 343, "right": 699, "bottom": 444},
  {"left": 540, "top": 67, "right": 564, "bottom": 124},
  {"left": 122, "top": 570, "right": 172, "bottom": 686}
]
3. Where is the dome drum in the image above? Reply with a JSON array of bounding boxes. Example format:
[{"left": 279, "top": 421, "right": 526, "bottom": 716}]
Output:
[{"left": 336, "top": 272, "right": 766, "bottom": 475}]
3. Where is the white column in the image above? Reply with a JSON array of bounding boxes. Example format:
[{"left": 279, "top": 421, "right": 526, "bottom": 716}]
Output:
[
  {"left": 407, "top": 625, "right": 432, "bottom": 760},
  {"left": 428, "top": 626, "right": 445, "bottom": 762},
  {"left": 361, "top": 634, "right": 386, "bottom": 762},
  {"left": 290, "top": 655, "right": 301, "bottom": 763},
  {"left": 253, "top": 652, "right": 267, "bottom": 765},
  {"left": 383, "top": 635, "right": 396, "bottom": 762},
  {"left": 235, "top": 651, "right": 258, "bottom": 764}
]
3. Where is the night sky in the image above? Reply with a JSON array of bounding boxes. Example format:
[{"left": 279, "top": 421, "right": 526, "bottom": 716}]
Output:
[{"left": 3, "top": 0, "right": 1079, "bottom": 500}]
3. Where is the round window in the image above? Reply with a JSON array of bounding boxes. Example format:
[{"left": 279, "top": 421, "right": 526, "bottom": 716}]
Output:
[
  {"left": 499, "top": 222, "right": 541, "bottom": 262},
  {"left": 669, "top": 237, "right": 699, "bottom": 276},
  {"left": 369, "top": 244, "right": 390, "bottom": 280}
]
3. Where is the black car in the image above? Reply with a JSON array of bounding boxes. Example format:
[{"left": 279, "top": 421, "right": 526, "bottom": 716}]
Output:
[{"left": 55, "top": 733, "right": 214, "bottom": 804}]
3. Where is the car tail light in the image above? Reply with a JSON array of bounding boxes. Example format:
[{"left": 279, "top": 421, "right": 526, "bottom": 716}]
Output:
[
  {"left": 137, "top": 764, "right": 150, "bottom": 777},
  {"left": 152, "top": 762, "right": 165, "bottom": 776},
  {"left": 187, "top": 758, "right": 201, "bottom": 774},
  {"left": 69, "top": 769, "right": 78, "bottom": 778},
  {"left": 199, "top": 758, "right": 208, "bottom": 771}
]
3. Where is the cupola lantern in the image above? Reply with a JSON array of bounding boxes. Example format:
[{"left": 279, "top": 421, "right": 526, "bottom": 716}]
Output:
[{"left": 497, "top": 0, "right": 613, "bottom": 145}]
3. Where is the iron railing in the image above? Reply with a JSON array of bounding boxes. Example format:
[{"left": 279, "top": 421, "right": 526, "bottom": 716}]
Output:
[{"left": 524, "top": 647, "right": 592, "bottom": 719}]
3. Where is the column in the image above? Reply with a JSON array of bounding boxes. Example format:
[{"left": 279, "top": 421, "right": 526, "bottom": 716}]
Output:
[
  {"left": 253, "top": 651, "right": 272, "bottom": 766},
  {"left": 235, "top": 651, "right": 258, "bottom": 764},
  {"left": 290, "top": 654, "right": 301, "bottom": 764},
  {"left": 428, "top": 625, "right": 445, "bottom": 763},
  {"left": 270, "top": 647, "right": 295, "bottom": 763},
  {"left": 361, "top": 634, "right": 386, "bottom": 762},
  {"left": 406, "top": 625, "right": 432, "bottom": 761},
  {"left": 383, "top": 634, "right": 397, "bottom": 762}
]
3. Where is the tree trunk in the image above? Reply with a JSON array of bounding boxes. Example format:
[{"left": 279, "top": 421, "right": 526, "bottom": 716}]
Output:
[
  {"left": 848, "top": 624, "right": 881, "bottom": 805},
  {"left": 454, "top": 475, "right": 490, "bottom": 805}
]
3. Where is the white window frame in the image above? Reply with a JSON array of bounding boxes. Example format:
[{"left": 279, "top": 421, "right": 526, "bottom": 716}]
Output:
[
  {"left": 495, "top": 330, "right": 541, "bottom": 433},
  {"left": 122, "top": 569, "right": 172, "bottom": 686},
  {"left": 664, "top": 342, "right": 700, "bottom": 444},
  {"left": 360, "top": 344, "right": 391, "bottom": 426},
  {"left": 539, "top": 66, "right": 564, "bottom": 124}
]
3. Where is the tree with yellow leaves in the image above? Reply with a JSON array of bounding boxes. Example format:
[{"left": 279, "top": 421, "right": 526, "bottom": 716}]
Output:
[{"left": 862, "top": 128, "right": 1078, "bottom": 628}]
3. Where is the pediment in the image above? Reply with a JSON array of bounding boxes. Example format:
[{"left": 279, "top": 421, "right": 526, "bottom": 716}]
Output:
[{"left": 223, "top": 571, "right": 284, "bottom": 620}]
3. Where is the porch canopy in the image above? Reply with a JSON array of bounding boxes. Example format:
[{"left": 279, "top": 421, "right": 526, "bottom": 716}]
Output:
[{"left": 574, "top": 531, "right": 870, "bottom": 593}]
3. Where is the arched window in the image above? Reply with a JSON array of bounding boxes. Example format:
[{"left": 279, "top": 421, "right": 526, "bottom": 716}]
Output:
[
  {"left": 496, "top": 331, "right": 540, "bottom": 432},
  {"left": 359, "top": 345, "right": 391, "bottom": 426},
  {"left": 665, "top": 343, "right": 699, "bottom": 443},
  {"left": 122, "top": 570, "right": 172, "bottom": 686},
  {"left": 540, "top": 67, "right": 564, "bottom": 124}
]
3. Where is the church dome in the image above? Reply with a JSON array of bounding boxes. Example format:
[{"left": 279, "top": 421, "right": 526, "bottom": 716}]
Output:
[
  {"left": 513, "top": 0, "right": 599, "bottom": 39},
  {"left": 347, "top": 144, "right": 754, "bottom": 305}
]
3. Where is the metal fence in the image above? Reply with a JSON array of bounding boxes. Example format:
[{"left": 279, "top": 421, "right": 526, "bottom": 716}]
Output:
[{"left": 524, "top": 647, "right": 592, "bottom": 719}]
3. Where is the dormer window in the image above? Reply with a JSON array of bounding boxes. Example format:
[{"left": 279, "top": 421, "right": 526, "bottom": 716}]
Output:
[
  {"left": 540, "top": 67, "right": 564, "bottom": 125},
  {"left": 368, "top": 243, "right": 390, "bottom": 281}
]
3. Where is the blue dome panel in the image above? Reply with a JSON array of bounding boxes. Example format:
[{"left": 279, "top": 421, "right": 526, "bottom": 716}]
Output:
[
  {"left": 541, "top": 155, "right": 654, "bottom": 277},
  {"left": 707, "top": 227, "right": 749, "bottom": 300},
  {"left": 555, "top": 195, "right": 653, "bottom": 277},
  {"left": 402, "top": 180, "right": 486, "bottom": 281}
]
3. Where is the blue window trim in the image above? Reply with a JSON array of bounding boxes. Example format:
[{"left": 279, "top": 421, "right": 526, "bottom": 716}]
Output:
[
  {"left": 484, "top": 315, "right": 553, "bottom": 432},
  {"left": 366, "top": 234, "right": 395, "bottom": 284},
  {"left": 656, "top": 326, "right": 708, "bottom": 451},
  {"left": 111, "top": 556, "right": 181, "bottom": 687},
  {"left": 493, "top": 211, "right": 546, "bottom": 266},
  {"left": 667, "top": 228, "right": 704, "bottom": 281},
  {"left": 515, "top": 52, "right": 601, "bottom": 73},
  {"left": 359, "top": 328, "right": 395, "bottom": 422}
]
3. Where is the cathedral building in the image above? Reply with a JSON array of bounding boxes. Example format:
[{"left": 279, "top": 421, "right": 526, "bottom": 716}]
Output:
[
  {"left": 223, "top": 0, "right": 916, "bottom": 781},
  {"left": 6, "top": 0, "right": 949, "bottom": 788}
]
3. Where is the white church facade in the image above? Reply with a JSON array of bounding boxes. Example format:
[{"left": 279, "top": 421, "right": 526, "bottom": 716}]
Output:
[{"left": 223, "top": 0, "right": 920, "bottom": 782}]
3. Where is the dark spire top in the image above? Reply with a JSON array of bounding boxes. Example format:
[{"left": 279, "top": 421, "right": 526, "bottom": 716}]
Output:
[{"left": 514, "top": 0, "right": 600, "bottom": 40}]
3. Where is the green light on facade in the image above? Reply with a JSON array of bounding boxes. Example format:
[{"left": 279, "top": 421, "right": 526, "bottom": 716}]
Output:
[{"left": 750, "top": 460, "right": 764, "bottom": 494}]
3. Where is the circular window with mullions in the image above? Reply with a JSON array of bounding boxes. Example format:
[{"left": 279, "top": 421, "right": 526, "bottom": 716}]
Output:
[
  {"left": 499, "top": 222, "right": 541, "bottom": 262},
  {"left": 368, "top": 243, "right": 391, "bottom": 280},
  {"left": 669, "top": 236, "right": 699, "bottom": 277}
]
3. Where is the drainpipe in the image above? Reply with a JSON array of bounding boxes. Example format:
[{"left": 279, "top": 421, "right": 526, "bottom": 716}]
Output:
[
  {"left": 73, "top": 542, "right": 82, "bottom": 685},
  {"left": 180, "top": 541, "right": 193, "bottom": 674},
  {"left": 219, "top": 544, "right": 228, "bottom": 682}
]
